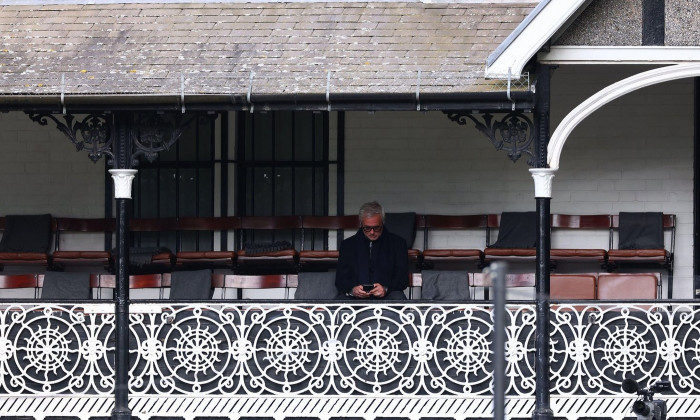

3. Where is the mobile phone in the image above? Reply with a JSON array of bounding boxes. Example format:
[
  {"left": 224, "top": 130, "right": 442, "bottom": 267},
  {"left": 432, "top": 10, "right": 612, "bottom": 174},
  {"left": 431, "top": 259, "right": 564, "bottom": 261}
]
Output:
[{"left": 362, "top": 284, "right": 374, "bottom": 292}]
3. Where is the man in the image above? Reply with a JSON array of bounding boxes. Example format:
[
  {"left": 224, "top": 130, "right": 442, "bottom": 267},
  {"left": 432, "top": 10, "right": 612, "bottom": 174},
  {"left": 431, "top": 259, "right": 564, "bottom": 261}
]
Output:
[{"left": 335, "top": 201, "right": 409, "bottom": 299}]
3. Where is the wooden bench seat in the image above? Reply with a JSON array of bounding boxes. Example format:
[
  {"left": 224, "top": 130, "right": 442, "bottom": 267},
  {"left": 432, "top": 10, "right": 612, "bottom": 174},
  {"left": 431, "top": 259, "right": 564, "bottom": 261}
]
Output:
[
  {"left": 0, "top": 273, "right": 40, "bottom": 298},
  {"left": 236, "top": 216, "right": 302, "bottom": 274},
  {"left": 606, "top": 214, "right": 674, "bottom": 266},
  {"left": 51, "top": 217, "right": 115, "bottom": 271},
  {"left": 129, "top": 218, "right": 178, "bottom": 273},
  {"left": 0, "top": 252, "right": 51, "bottom": 267},
  {"left": 298, "top": 215, "right": 357, "bottom": 270},
  {"left": 174, "top": 216, "right": 240, "bottom": 270},
  {"left": 483, "top": 213, "right": 610, "bottom": 266},
  {"left": 550, "top": 274, "right": 597, "bottom": 300},
  {"left": 421, "top": 214, "right": 486, "bottom": 269},
  {"left": 597, "top": 272, "right": 660, "bottom": 300}
]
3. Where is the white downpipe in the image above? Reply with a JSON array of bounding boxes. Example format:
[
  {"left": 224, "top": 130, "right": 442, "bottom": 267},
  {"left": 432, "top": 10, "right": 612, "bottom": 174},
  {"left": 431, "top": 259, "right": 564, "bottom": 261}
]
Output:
[{"left": 548, "top": 63, "right": 700, "bottom": 170}]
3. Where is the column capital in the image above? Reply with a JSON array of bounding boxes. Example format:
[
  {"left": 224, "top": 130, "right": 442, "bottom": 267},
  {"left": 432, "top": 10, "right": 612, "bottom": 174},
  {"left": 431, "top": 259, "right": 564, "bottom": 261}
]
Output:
[
  {"left": 109, "top": 169, "right": 138, "bottom": 199},
  {"left": 529, "top": 168, "right": 557, "bottom": 198}
]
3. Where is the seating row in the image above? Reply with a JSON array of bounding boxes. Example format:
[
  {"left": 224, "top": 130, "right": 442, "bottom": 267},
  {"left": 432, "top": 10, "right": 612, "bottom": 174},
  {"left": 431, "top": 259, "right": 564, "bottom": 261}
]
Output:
[
  {"left": 0, "top": 271, "right": 660, "bottom": 301},
  {"left": 413, "top": 271, "right": 660, "bottom": 300},
  {"left": 0, "top": 213, "right": 675, "bottom": 278}
]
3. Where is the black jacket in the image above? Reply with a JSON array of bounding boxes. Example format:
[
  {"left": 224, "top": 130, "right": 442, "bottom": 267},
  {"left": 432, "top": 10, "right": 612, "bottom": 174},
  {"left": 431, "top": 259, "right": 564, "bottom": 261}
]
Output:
[{"left": 335, "top": 227, "right": 409, "bottom": 294}]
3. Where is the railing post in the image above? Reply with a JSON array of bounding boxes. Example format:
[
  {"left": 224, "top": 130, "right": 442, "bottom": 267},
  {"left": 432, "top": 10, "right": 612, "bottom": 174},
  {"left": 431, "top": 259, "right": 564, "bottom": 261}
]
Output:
[
  {"left": 489, "top": 262, "right": 508, "bottom": 420},
  {"left": 110, "top": 113, "right": 135, "bottom": 420}
]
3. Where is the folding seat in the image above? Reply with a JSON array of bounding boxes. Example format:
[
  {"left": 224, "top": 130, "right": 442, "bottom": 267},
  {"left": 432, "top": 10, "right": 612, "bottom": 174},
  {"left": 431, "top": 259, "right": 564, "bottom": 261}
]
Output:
[
  {"left": 0, "top": 214, "right": 53, "bottom": 271},
  {"left": 51, "top": 217, "right": 114, "bottom": 272},
  {"left": 421, "top": 214, "right": 486, "bottom": 270},
  {"left": 236, "top": 216, "right": 302, "bottom": 275},
  {"left": 174, "top": 216, "right": 239, "bottom": 270}
]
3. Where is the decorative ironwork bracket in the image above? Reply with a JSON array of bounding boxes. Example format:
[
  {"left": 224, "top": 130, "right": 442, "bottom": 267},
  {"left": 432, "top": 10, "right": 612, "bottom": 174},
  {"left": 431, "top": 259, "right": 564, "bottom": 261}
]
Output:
[
  {"left": 26, "top": 112, "right": 114, "bottom": 164},
  {"left": 130, "top": 112, "right": 217, "bottom": 167},
  {"left": 443, "top": 111, "right": 535, "bottom": 166},
  {"left": 26, "top": 112, "right": 218, "bottom": 167}
]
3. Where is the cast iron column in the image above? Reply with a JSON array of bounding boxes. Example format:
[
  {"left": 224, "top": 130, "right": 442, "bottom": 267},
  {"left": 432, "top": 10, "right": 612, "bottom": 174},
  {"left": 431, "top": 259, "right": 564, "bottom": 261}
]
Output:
[
  {"left": 111, "top": 112, "right": 133, "bottom": 420},
  {"left": 532, "top": 63, "right": 554, "bottom": 420}
]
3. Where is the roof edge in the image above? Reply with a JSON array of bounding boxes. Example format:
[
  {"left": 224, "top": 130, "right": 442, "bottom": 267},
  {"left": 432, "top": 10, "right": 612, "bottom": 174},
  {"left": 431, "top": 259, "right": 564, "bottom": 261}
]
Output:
[{"left": 485, "top": 0, "right": 591, "bottom": 79}]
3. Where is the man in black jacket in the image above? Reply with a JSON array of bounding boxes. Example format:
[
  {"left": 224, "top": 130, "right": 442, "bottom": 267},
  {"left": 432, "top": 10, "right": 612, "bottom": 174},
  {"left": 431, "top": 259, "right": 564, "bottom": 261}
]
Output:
[{"left": 335, "top": 201, "right": 408, "bottom": 299}]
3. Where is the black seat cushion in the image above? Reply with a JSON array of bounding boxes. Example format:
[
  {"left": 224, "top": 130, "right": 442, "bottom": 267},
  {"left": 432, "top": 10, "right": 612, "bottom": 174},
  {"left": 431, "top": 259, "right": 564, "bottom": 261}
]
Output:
[
  {"left": 385, "top": 212, "right": 416, "bottom": 248},
  {"left": 0, "top": 214, "right": 52, "bottom": 253},
  {"left": 41, "top": 271, "right": 91, "bottom": 299},
  {"left": 294, "top": 272, "right": 338, "bottom": 299},
  {"left": 618, "top": 212, "right": 664, "bottom": 249},
  {"left": 490, "top": 211, "right": 536, "bottom": 248},
  {"left": 421, "top": 270, "right": 470, "bottom": 301},
  {"left": 169, "top": 269, "right": 213, "bottom": 300}
]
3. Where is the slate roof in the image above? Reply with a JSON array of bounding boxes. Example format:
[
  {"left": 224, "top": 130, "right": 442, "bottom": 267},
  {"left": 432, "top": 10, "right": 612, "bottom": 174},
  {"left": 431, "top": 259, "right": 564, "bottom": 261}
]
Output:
[{"left": 0, "top": 2, "right": 535, "bottom": 108}]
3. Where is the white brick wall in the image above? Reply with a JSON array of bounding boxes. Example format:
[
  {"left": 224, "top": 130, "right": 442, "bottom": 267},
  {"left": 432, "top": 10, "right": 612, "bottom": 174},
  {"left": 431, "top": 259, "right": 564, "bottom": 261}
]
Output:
[
  {"left": 0, "top": 113, "right": 106, "bottom": 252},
  {"left": 344, "top": 65, "right": 693, "bottom": 298}
]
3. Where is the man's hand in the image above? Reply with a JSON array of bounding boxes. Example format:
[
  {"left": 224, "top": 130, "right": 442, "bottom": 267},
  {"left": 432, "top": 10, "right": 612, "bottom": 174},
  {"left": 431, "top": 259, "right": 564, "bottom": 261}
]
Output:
[{"left": 351, "top": 283, "right": 386, "bottom": 298}]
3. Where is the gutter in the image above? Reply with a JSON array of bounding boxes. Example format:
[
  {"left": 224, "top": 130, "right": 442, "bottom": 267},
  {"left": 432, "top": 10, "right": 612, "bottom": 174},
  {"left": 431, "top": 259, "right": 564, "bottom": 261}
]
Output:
[{"left": 0, "top": 91, "right": 535, "bottom": 113}]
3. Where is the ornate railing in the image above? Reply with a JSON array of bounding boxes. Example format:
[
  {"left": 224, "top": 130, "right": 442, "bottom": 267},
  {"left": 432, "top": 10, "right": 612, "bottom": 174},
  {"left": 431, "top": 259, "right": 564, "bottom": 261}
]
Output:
[{"left": 0, "top": 301, "right": 699, "bottom": 419}]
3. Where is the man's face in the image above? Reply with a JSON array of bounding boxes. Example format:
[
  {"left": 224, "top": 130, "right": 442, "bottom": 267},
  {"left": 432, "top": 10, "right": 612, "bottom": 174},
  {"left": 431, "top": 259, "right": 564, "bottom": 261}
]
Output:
[{"left": 361, "top": 214, "right": 384, "bottom": 241}]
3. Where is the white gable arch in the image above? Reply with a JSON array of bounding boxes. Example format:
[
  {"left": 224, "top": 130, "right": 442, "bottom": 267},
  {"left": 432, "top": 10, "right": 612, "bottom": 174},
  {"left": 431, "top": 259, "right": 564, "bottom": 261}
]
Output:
[{"left": 549, "top": 63, "right": 700, "bottom": 170}]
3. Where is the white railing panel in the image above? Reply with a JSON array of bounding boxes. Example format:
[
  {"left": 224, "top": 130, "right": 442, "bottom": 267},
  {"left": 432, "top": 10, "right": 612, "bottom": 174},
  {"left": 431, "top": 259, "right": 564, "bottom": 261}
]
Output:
[{"left": 0, "top": 301, "right": 698, "bottom": 419}]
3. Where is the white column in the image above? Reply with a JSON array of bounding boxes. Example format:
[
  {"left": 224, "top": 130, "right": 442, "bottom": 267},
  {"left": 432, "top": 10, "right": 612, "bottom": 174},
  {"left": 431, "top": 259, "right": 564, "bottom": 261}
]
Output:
[
  {"left": 529, "top": 168, "right": 556, "bottom": 198},
  {"left": 109, "top": 169, "right": 138, "bottom": 199}
]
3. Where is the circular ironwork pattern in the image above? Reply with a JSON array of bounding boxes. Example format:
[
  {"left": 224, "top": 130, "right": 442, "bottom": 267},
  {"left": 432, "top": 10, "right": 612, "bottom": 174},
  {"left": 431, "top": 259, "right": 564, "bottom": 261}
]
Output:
[
  {"left": 262, "top": 325, "right": 312, "bottom": 374},
  {"left": 160, "top": 308, "right": 234, "bottom": 393},
  {"left": 0, "top": 305, "right": 114, "bottom": 394},
  {"left": 172, "top": 326, "right": 222, "bottom": 375}
]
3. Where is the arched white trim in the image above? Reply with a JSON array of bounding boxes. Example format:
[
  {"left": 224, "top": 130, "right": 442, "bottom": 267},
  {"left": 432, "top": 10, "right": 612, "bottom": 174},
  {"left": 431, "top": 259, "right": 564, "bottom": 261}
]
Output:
[{"left": 549, "top": 63, "right": 700, "bottom": 170}]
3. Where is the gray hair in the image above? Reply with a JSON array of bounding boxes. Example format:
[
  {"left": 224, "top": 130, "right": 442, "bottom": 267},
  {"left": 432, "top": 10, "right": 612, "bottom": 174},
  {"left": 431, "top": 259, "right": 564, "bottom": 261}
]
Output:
[{"left": 358, "top": 201, "right": 385, "bottom": 223}]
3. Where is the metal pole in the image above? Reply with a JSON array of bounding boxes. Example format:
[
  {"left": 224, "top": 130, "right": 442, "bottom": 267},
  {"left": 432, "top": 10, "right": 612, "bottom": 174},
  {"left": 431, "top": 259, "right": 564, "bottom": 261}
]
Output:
[
  {"left": 111, "top": 113, "right": 132, "bottom": 420},
  {"left": 533, "top": 197, "right": 553, "bottom": 420},
  {"left": 532, "top": 62, "right": 553, "bottom": 420},
  {"left": 112, "top": 197, "right": 131, "bottom": 420},
  {"left": 490, "top": 262, "right": 508, "bottom": 420}
]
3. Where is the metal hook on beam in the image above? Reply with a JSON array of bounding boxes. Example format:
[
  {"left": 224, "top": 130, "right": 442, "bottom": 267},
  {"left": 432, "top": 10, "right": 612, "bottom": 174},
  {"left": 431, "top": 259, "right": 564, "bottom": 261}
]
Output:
[
  {"left": 247, "top": 71, "right": 255, "bottom": 114},
  {"left": 416, "top": 69, "right": 422, "bottom": 111},
  {"left": 507, "top": 67, "right": 515, "bottom": 111},
  {"left": 61, "top": 73, "right": 66, "bottom": 115},
  {"left": 326, "top": 70, "right": 332, "bottom": 112},
  {"left": 180, "top": 73, "right": 186, "bottom": 114}
]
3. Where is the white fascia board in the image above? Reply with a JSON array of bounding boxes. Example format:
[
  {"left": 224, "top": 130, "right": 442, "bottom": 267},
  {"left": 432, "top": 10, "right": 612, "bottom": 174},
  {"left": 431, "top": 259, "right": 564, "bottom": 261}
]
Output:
[
  {"left": 539, "top": 46, "right": 700, "bottom": 64},
  {"left": 485, "top": 0, "right": 589, "bottom": 80}
]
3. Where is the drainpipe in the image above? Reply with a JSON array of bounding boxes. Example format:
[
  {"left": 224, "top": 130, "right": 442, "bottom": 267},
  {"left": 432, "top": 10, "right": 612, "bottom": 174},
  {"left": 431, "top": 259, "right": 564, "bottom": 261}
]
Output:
[
  {"left": 109, "top": 112, "right": 135, "bottom": 420},
  {"left": 531, "top": 62, "right": 554, "bottom": 420}
]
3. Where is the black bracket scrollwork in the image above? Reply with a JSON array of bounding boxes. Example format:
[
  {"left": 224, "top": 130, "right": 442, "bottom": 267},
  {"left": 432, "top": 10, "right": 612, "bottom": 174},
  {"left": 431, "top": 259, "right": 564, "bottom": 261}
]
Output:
[
  {"left": 444, "top": 111, "right": 535, "bottom": 166},
  {"left": 26, "top": 112, "right": 114, "bottom": 164},
  {"left": 130, "top": 112, "right": 217, "bottom": 167}
]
